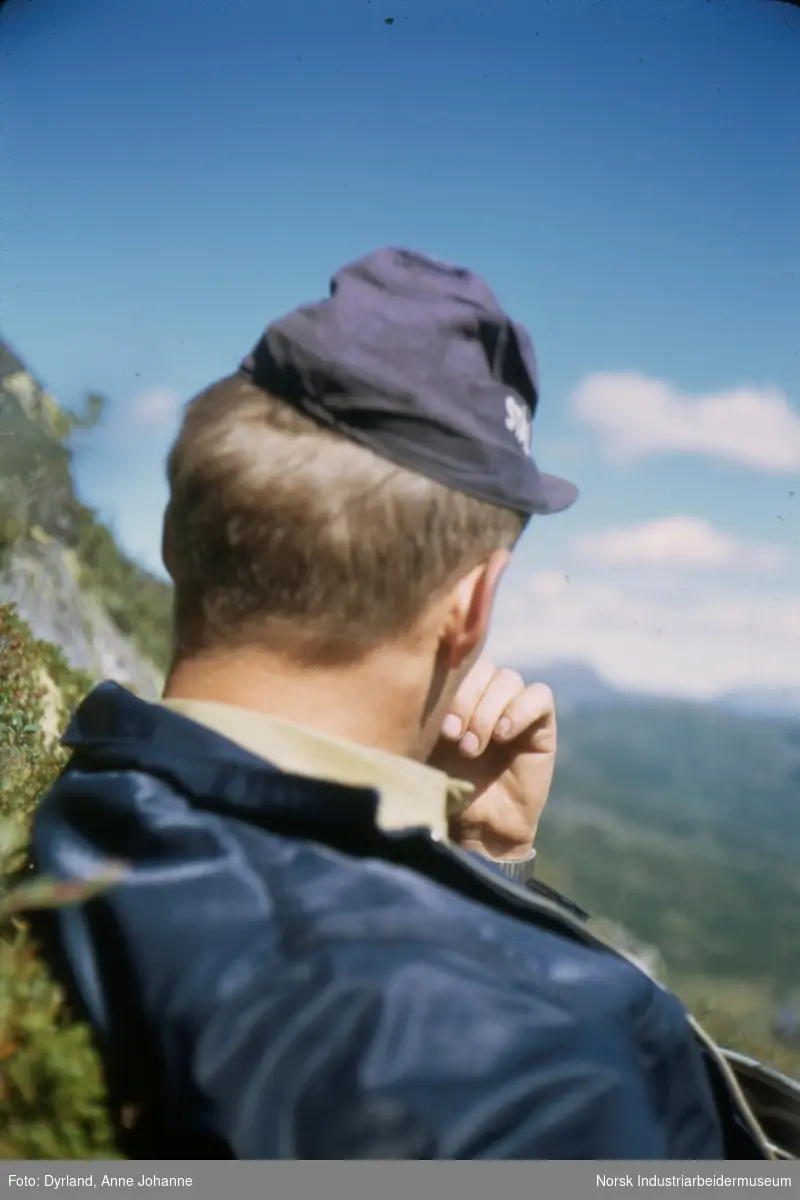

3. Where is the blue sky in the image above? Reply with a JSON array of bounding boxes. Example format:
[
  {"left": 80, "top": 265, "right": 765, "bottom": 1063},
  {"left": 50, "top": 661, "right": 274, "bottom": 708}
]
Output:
[{"left": 2, "top": 0, "right": 798, "bottom": 697}]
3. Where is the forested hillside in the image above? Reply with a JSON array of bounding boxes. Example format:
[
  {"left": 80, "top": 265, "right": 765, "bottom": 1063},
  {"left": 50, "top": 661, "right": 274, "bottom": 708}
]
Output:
[{"left": 538, "top": 700, "right": 800, "bottom": 1077}]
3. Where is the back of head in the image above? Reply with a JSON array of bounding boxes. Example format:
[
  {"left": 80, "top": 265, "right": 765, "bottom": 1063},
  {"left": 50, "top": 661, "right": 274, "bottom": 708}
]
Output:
[
  {"left": 162, "top": 246, "right": 577, "bottom": 668},
  {"left": 164, "top": 377, "right": 526, "bottom": 664}
]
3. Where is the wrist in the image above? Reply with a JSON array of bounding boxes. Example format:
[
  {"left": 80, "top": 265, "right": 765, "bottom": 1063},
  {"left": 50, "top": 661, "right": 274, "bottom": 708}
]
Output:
[
  {"left": 476, "top": 844, "right": 537, "bottom": 885},
  {"left": 456, "top": 832, "right": 536, "bottom": 860}
]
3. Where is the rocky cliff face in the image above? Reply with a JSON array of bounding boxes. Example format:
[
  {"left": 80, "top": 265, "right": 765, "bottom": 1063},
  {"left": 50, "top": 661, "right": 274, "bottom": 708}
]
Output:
[
  {"left": 0, "top": 336, "right": 168, "bottom": 699},
  {"left": 0, "top": 532, "right": 163, "bottom": 696}
]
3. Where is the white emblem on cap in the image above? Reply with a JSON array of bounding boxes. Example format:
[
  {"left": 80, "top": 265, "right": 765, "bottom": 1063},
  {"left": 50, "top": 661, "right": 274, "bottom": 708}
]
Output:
[{"left": 505, "top": 395, "right": 532, "bottom": 454}]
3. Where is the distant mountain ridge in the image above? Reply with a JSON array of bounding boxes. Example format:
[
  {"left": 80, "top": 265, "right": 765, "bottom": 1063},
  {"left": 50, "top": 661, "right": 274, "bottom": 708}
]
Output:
[
  {"left": 522, "top": 660, "right": 799, "bottom": 722},
  {"left": 715, "top": 685, "right": 800, "bottom": 722},
  {"left": 519, "top": 661, "right": 624, "bottom": 710}
]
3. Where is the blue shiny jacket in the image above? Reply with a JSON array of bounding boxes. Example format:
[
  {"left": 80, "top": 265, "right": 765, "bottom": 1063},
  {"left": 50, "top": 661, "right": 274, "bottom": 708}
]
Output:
[{"left": 29, "top": 683, "right": 765, "bottom": 1159}]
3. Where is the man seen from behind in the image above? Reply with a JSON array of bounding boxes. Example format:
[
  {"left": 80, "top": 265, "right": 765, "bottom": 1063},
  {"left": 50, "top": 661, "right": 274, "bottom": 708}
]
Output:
[{"left": 31, "top": 248, "right": 769, "bottom": 1160}]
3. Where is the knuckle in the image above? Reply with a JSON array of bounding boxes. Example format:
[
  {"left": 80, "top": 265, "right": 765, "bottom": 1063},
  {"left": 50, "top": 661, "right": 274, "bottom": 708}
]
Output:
[{"left": 496, "top": 667, "right": 524, "bottom": 690}]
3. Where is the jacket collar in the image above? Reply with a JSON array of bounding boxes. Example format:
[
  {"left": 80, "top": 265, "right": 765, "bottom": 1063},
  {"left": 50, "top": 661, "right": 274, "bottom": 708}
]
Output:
[
  {"left": 63, "top": 681, "right": 387, "bottom": 839},
  {"left": 159, "top": 696, "right": 473, "bottom": 839},
  {"left": 63, "top": 682, "right": 588, "bottom": 925}
]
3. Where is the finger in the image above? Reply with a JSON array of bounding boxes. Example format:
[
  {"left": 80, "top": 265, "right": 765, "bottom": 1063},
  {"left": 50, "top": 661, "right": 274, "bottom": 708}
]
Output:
[
  {"left": 492, "top": 683, "right": 557, "bottom": 753},
  {"left": 440, "top": 655, "right": 497, "bottom": 740},
  {"left": 458, "top": 668, "right": 526, "bottom": 757}
]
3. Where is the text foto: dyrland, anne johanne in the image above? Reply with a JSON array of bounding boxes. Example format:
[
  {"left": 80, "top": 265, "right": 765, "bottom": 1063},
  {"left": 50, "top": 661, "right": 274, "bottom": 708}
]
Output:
[{"left": 9, "top": 1176, "right": 193, "bottom": 1189}]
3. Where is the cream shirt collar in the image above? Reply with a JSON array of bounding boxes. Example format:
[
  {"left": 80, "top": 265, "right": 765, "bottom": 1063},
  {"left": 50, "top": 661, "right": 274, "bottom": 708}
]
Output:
[{"left": 160, "top": 697, "right": 474, "bottom": 840}]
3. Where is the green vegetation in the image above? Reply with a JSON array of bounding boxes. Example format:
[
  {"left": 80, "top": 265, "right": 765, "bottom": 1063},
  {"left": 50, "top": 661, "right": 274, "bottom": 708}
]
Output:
[{"left": 0, "top": 604, "right": 118, "bottom": 1158}]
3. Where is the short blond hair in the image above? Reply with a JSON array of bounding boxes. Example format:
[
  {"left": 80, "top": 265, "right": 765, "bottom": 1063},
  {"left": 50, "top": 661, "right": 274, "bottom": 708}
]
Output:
[{"left": 164, "top": 374, "right": 526, "bottom": 663}]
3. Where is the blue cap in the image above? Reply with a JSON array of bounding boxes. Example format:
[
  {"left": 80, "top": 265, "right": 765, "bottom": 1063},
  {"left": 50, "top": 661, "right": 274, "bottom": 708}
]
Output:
[{"left": 239, "top": 247, "right": 578, "bottom": 518}]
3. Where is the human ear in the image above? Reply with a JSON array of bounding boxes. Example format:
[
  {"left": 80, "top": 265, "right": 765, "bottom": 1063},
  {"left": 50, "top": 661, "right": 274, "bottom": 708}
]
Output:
[{"left": 440, "top": 549, "right": 511, "bottom": 671}]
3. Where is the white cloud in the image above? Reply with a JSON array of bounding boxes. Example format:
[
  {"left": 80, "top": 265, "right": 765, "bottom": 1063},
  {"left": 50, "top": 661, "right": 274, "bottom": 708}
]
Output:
[
  {"left": 572, "top": 516, "right": 785, "bottom": 573},
  {"left": 571, "top": 372, "right": 800, "bottom": 472},
  {"left": 129, "top": 386, "right": 182, "bottom": 427},
  {"left": 488, "top": 569, "right": 800, "bottom": 698}
]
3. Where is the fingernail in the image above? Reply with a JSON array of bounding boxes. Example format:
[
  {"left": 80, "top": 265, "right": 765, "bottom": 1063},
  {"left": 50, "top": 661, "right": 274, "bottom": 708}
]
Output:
[
  {"left": 460, "top": 731, "right": 480, "bottom": 755},
  {"left": 442, "top": 714, "right": 462, "bottom": 739},
  {"left": 494, "top": 717, "right": 512, "bottom": 739}
]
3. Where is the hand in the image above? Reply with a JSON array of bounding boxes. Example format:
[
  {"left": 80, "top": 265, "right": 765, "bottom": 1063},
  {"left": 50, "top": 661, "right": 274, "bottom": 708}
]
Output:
[{"left": 427, "top": 656, "right": 557, "bottom": 860}]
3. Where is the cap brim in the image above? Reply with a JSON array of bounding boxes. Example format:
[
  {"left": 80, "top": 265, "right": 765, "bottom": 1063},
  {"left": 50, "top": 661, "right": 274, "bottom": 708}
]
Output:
[{"left": 534, "top": 472, "right": 579, "bottom": 516}]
